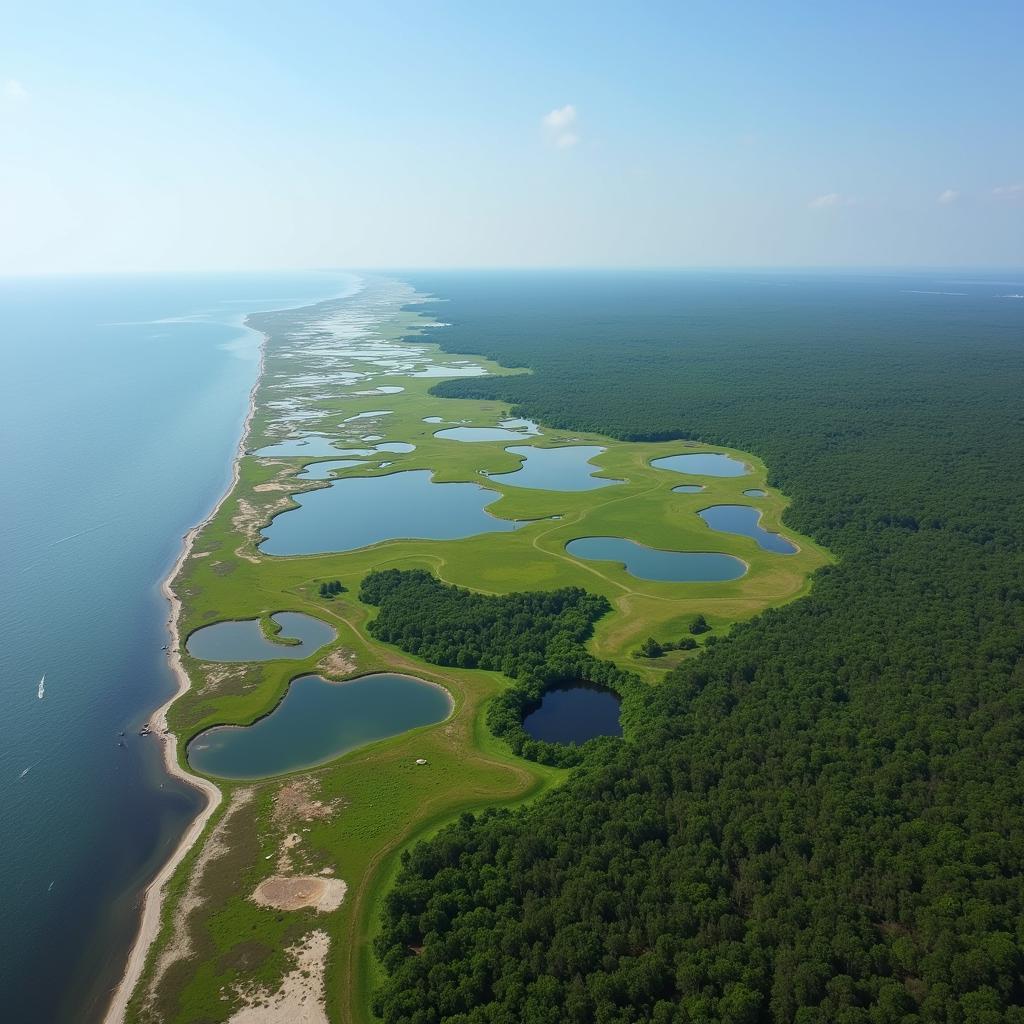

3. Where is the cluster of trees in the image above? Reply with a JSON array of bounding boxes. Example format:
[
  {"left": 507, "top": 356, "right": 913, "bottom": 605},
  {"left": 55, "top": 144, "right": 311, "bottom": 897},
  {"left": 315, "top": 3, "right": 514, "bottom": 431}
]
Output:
[
  {"left": 361, "top": 568, "right": 638, "bottom": 766},
  {"left": 369, "top": 272, "right": 1024, "bottom": 1022},
  {"left": 318, "top": 579, "right": 344, "bottom": 598},
  {"left": 637, "top": 616, "right": 712, "bottom": 658}
]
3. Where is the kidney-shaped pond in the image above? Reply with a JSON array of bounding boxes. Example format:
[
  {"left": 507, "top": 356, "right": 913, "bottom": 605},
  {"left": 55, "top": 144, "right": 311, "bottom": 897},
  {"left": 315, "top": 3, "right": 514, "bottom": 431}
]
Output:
[
  {"left": 435, "top": 426, "right": 533, "bottom": 442},
  {"left": 652, "top": 452, "right": 751, "bottom": 477},
  {"left": 699, "top": 505, "right": 797, "bottom": 554},
  {"left": 486, "top": 445, "right": 620, "bottom": 491},
  {"left": 260, "top": 469, "right": 522, "bottom": 555},
  {"left": 186, "top": 612, "right": 336, "bottom": 662},
  {"left": 566, "top": 536, "right": 746, "bottom": 582},
  {"left": 523, "top": 683, "right": 622, "bottom": 744},
  {"left": 187, "top": 673, "right": 452, "bottom": 779}
]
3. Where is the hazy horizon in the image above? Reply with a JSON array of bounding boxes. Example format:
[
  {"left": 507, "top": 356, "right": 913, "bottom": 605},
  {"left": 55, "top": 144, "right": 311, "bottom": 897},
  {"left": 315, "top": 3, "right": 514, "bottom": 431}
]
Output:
[{"left": 3, "top": 1, "right": 1022, "bottom": 274}]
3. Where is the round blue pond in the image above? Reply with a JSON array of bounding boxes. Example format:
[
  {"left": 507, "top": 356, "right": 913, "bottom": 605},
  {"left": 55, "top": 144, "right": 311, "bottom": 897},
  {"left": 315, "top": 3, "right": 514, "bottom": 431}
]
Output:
[
  {"left": 651, "top": 452, "right": 751, "bottom": 477},
  {"left": 523, "top": 683, "right": 622, "bottom": 744},
  {"left": 187, "top": 673, "right": 452, "bottom": 778}
]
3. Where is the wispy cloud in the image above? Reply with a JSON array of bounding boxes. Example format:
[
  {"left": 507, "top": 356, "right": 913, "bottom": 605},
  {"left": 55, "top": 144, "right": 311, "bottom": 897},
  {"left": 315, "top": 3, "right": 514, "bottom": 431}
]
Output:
[
  {"left": 808, "top": 192, "right": 855, "bottom": 209},
  {"left": 937, "top": 188, "right": 960, "bottom": 205},
  {"left": 542, "top": 104, "right": 579, "bottom": 148},
  {"left": 992, "top": 183, "right": 1024, "bottom": 201},
  {"left": 2, "top": 78, "right": 28, "bottom": 103}
]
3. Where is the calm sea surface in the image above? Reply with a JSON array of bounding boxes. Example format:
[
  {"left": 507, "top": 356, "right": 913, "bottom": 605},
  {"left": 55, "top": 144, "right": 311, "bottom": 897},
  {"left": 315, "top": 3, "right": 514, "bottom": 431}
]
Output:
[{"left": 0, "top": 271, "right": 353, "bottom": 1022}]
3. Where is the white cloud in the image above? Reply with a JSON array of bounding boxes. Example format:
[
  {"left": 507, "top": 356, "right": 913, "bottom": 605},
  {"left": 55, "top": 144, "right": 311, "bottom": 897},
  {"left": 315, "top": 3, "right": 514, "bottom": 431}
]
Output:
[
  {"left": 937, "top": 189, "right": 960, "bottom": 205},
  {"left": 808, "top": 192, "right": 855, "bottom": 209},
  {"left": 542, "top": 104, "right": 579, "bottom": 148},
  {"left": 2, "top": 79, "right": 28, "bottom": 102},
  {"left": 993, "top": 183, "right": 1024, "bottom": 200}
]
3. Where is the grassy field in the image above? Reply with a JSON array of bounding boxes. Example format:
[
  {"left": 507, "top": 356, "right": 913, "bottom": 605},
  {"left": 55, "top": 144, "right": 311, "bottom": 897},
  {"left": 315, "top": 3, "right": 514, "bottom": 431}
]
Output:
[{"left": 125, "top": 277, "right": 829, "bottom": 1023}]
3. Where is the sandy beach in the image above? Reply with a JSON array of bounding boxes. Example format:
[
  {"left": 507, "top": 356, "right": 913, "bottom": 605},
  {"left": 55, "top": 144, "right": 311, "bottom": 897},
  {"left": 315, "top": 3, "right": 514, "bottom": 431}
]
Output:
[{"left": 102, "top": 327, "right": 268, "bottom": 1024}]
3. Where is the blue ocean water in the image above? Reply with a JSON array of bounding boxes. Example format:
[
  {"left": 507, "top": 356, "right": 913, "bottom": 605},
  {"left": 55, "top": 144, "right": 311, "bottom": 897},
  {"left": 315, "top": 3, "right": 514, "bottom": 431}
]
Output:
[{"left": 0, "top": 271, "right": 353, "bottom": 1022}]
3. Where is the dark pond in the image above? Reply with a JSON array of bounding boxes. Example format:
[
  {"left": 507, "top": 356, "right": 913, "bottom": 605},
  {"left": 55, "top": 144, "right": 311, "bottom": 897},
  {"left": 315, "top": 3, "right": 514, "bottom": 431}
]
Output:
[
  {"left": 522, "top": 683, "right": 622, "bottom": 744},
  {"left": 186, "top": 612, "right": 336, "bottom": 662},
  {"left": 743, "top": 488, "right": 767, "bottom": 497},
  {"left": 260, "top": 469, "right": 521, "bottom": 554},
  {"left": 698, "top": 505, "right": 797, "bottom": 554},
  {"left": 187, "top": 672, "right": 452, "bottom": 778},
  {"left": 566, "top": 536, "right": 746, "bottom": 581},
  {"left": 672, "top": 484, "right": 705, "bottom": 493},
  {"left": 486, "top": 445, "right": 620, "bottom": 491},
  {"left": 651, "top": 452, "right": 750, "bottom": 477}
]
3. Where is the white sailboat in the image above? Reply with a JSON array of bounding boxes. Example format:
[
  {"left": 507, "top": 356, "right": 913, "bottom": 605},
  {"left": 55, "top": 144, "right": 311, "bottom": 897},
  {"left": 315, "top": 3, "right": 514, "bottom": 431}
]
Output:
[{"left": 37, "top": 674, "right": 45, "bottom": 699}]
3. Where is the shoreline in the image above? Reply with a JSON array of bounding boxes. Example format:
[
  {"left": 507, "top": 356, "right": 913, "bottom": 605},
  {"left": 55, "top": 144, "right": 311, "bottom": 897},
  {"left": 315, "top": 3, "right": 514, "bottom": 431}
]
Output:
[{"left": 102, "top": 324, "right": 267, "bottom": 1024}]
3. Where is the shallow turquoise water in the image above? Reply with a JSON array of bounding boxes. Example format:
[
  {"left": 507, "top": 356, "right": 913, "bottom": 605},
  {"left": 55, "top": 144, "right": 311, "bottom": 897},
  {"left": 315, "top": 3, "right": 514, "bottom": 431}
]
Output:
[
  {"left": 486, "top": 445, "right": 620, "bottom": 491},
  {"left": 260, "top": 469, "right": 522, "bottom": 555},
  {"left": 186, "top": 613, "right": 336, "bottom": 662},
  {"left": 651, "top": 452, "right": 751, "bottom": 477},
  {"left": 187, "top": 673, "right": 451, "bottom": 778},
  {"left": 698, "top": 505, "right": 797, "bottom": 554},
  {"left": 565, "top": 536, "right": 746, "bottom": 581},
  {"left": 0, "top": 271, "right": 352, "bottom": 1023}
]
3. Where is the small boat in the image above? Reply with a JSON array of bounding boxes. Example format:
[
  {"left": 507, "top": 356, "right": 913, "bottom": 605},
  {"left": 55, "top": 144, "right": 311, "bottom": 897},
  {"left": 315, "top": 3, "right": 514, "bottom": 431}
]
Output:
[{"left": 37, "top": 674, "right": 46, "bottom": 700}]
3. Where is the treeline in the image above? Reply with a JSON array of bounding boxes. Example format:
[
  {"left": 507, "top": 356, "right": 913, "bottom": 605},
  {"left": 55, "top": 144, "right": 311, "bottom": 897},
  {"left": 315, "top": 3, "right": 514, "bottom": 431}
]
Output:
[
  {"left": 370, "top": 272, "right": 1024, "bottom": 1023},
  {"left": 360, "top": 568, "right": 637, "bottom": 766}
]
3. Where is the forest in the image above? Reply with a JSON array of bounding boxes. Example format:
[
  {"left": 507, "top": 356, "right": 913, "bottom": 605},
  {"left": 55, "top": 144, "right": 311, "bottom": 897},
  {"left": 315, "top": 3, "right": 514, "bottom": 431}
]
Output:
[
  {"left": 361, "top": 569, "right": 638, "bottom": 766},
  {"left": 370, "top": 272, "right": 1024, "bottom": 1024}
]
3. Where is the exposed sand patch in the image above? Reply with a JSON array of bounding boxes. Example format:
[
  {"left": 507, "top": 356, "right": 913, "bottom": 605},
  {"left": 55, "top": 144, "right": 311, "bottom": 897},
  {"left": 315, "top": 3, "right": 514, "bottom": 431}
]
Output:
[
  {"left": 251, "top": 875, "right": 347, "bottom": 913},
  {"left": 253, "top": 482, "right": 300, "bottom": 492},
  {"left": 227, "top": 930, "right": 330, "bottom": 1024},
  {"left": 199, "top": 663, "right": 254, "bottom": 696},
  {"left": 272, "top": 777, "right": 343, "bottom": 827},
  {"left": 317, "top": 647, "right": 357, "bottom": 678}
]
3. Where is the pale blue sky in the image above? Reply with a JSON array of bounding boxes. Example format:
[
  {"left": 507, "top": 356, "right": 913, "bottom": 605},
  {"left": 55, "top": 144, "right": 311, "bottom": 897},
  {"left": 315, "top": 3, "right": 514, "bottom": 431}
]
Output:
[{"left": 2, "top": 1, "right": 1022, "bottom": 272}]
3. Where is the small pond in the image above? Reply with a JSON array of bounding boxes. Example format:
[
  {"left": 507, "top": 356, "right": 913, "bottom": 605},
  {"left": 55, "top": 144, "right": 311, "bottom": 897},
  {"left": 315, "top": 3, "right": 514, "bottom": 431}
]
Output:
[
  {"left": 651, "top": 452, "right": 751, "bottom": 477},
  {"left": 413, "top": 364, "right": 487, "bottom": 378},
  {"left": 435, "top": 426, "right": 532, "bottom": 442},
  {"left": 375, "top": 441, "right": 416, "bottom": 453},
  {"left": 522, "top": 683, "right": 622, "bottom": 744},
  {"left": 566, "top": 536, "right": 746, "bottom": 582},
  {"left": 698, "top": 505, "right": 797, "bottom": 554},
  {"left": 298, "top": 459, "right": 367, "bottom": 480},
  {"left": 186, "top": 612, "right": 336, "bottom": 662},
  {"left": 187, "top": 673, "right": 451, "bottom": 778},
  {"left": 260, "top": 469, "right": 522, "bottom": 555},
  {"left": 743, "top": 488, "right": 767, "bottom": 497},
  {"left": 486, "top": 445, "right": 620, "bottom": 492},
  {"left": 253, "top": 436, "right": 369, "bottom": 458},
  {"left": 672, "top": 484, "right": 705, "bottom": 494}
]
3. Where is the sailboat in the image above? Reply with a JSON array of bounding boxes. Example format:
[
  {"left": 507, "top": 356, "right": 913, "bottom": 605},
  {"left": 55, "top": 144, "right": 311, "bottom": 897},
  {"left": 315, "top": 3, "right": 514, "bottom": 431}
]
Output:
[{"left": 37, "top": 674, "right": 45, "bottom": 699}]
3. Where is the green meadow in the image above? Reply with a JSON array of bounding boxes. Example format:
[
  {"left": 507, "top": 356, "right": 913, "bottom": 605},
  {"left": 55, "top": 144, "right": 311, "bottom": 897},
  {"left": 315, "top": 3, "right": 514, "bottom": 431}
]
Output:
[{"left": 127, "top": 290, "right": 828, "bottom": 1024}]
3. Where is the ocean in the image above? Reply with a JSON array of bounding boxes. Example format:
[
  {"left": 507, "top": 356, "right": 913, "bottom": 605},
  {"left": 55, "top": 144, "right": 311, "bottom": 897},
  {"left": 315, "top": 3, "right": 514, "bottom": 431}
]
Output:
[{"left": 0, "top": 271, "right": 354, "bottom": 1023}]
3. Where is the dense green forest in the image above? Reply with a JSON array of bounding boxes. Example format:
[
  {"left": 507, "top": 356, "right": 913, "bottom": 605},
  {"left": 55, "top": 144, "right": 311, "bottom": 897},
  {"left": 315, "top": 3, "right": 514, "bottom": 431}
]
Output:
[
  {"left": 372, "top": 272, "right": 1024, "bottom": 1024},
  {"left": 361, "top": 569, "right": 637, "bottom": 766}
]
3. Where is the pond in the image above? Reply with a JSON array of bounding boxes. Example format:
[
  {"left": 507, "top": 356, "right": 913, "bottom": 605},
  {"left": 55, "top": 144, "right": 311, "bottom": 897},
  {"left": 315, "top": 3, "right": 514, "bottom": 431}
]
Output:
[
  {"left": 565, "top": 536, "right": 746, "bottom": 581},
  {"left": 486, "top": 446, "right": 621, "bottom": 491},
  {"left": 522, "top": 683, "right": 622, "bottom": 744},
  {"left": 672, "top": 484, "right": 705, "bottom": 493},
  {"left": 651, "top": 452, "right": 751, "bottom": 477},
  {"left": 186, "top": 612, "right": 336, "bottom": 662},
  {"left": 260, "top": 469, "right": 522, "bottom": 555},
  {"left": 698, "top": 505, "right": 797, "bottom": 554},
  {"left": 297, "top": 459, "right": 367, "bottom": 480},
  {"left": 743, "top": 488, "right": 767, "bottom": 497},
  {"left": 253, "top": 436, "right": 371, "bottom": 458},
  {"left": 187, "top": 673, "right": 452, "bottom": 778},
  {"left": 435, "top": 426, "right": 534, "bottom": 442}
]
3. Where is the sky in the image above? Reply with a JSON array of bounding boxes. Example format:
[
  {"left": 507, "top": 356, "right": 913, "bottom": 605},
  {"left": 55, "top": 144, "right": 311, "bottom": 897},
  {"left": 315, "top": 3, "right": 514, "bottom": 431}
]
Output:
[{"left": 1, "top": 0, "right": 1022, "bottom": 273}]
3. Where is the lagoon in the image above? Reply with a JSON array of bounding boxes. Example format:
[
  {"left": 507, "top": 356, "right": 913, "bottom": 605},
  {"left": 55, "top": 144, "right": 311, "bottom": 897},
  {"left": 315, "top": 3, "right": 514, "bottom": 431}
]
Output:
[
  {"left": 186, "top": 612, "right": 336, "bottom": 662},
  {"left": 260, "top": 469, "right": 521, "bottom": 555},
  {"left": 486, "top": 445, "right": 620, "bottom": 491},
  {"left": 651, "top": 452, "right": 751, "bottom": 477},
  {"left": 187, "top": 673, "right": 451, "bottom": 779},
  {"left": 698, "top": 505, "right": 797, "bottom": 554},
  {"left": 566, "top": 536, "right": 746, "bottom": 581}
]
